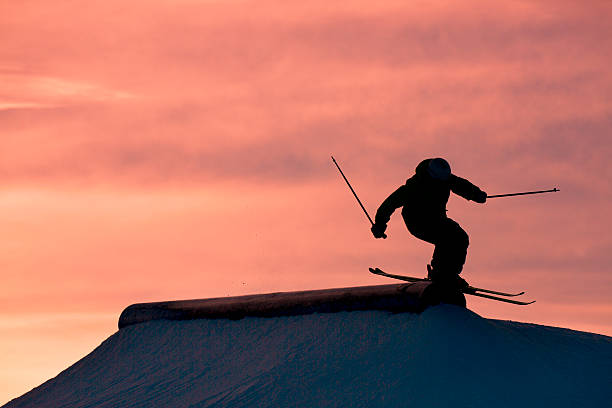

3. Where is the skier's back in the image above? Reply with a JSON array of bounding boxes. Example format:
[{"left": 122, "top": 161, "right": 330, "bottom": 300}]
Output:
[{"left": 371, "top": 158, "right": 487, "bottom": 288}]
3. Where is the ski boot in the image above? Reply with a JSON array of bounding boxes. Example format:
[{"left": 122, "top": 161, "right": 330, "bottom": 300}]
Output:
[{"left": 427, "top": 264, "right": 469, "bottom": 290}]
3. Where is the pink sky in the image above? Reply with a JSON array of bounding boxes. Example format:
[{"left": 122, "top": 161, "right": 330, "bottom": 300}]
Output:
[{"left": 1, "top": 0, "right": 611, "bottom": 403}]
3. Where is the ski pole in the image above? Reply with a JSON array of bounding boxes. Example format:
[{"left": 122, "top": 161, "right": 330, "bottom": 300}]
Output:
[
  {"left": 331, "top": 156, "right": 385, "bottom": 237},
  {"left": 487, "top": 188, "right": 559, "bottom": 199}
]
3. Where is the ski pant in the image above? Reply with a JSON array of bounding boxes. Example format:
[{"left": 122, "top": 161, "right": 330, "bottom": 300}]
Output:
[{"left": 405, "top": 217, "right": 469, "bottom": 276}]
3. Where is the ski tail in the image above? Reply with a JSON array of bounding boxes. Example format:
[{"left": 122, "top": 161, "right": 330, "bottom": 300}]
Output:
[{"left": 369, "top": 267, "right": 425, "bottom": 283}]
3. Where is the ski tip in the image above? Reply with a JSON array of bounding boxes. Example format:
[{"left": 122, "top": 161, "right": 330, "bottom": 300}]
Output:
[
  {"left": 513, "top": 299, "right": 536, "bottom": 306},
  {"left": 369, "top": 267, "right": 385, "bottom": 276}
]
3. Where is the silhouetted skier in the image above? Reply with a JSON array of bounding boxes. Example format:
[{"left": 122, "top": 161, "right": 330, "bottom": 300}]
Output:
[{"left": 371, "top": 158, "right": 487, "bottom": 289}]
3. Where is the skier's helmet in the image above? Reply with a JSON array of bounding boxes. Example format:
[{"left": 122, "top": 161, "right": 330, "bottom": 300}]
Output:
[{"left": 427, "top": 158, "right": 451, "bottom": 181}]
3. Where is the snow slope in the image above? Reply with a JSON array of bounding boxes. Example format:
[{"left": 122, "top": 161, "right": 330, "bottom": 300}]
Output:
[{"left": 4, "top": 305, "right": 611, "bottom": 408}]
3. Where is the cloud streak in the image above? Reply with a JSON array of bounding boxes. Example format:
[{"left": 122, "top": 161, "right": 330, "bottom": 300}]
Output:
[{"left": 0, "top": 73, "right": 134, "bottom": 112}]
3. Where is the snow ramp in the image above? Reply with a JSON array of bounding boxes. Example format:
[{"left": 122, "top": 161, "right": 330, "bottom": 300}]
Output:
[
  {"left": 4, "top": 303, "right": 611, "bottom": 407},
  {"left": 117, "top": 282, "right": 449, "bottom": 329}
]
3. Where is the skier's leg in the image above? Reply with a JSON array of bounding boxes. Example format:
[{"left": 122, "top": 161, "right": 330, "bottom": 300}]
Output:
[
  {"left": 406, "top": 218, "right": 445, "bottom": 273},
  {"left": 427, "top": 218, "right": 469, "bottom": 288},
  {"left": 405, "top": 217, "right": 469, "bottom": 284},
  {"left": 432, "top": 218, "right": 469, "bottom": 274}
]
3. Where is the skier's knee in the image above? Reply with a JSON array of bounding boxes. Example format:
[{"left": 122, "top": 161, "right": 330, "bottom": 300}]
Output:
[
  {"left": 457, "top": 228, "right": 469, "bottom": 249},
  {"left": 463, "top": 230, "right": 469, "bottom": 247}
]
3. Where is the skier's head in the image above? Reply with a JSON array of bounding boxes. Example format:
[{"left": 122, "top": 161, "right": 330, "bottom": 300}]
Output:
[{"left": 425, "top": 158, "right": 451, "bottom": 181}]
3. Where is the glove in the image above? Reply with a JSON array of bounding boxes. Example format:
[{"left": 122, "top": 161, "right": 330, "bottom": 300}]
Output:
[
  {"left": 371, "top": 223, "right": 387, "bottom": 239},
  {"left": 474, "top": 190, "right": 487, "bottom": 204}
]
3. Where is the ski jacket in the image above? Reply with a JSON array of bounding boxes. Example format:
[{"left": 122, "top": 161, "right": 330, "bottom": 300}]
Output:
[{"left": 374, "top": 159, "right": 485, "bottom": 226}]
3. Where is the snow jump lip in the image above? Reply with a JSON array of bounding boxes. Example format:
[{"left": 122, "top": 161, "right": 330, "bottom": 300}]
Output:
[{"left": 118, "top": 282, "right": 460, "bottom": 330}]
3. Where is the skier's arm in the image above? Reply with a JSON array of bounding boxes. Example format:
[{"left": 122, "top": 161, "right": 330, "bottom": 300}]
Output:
[
  {"left": 375, "top": 185, "right": 408, "bottom": 224},
  {"left": 371, "top": 186, "right": 407, "bottom": 238},
  {"left": 450, "top": 175, "right": 487, "bottom": 203}
]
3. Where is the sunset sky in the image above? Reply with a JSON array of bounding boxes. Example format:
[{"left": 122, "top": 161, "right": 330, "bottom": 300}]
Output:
[{"left": 1, "top": 0, "right": 611, "bottom": 403}]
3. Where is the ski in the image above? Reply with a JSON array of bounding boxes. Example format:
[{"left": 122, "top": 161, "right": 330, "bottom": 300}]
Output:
[
  {"left": 369, "top": 267, "right": 426, "bottom": 283},
  {"left": 369, "top": 267, "right": 524, "bottom": 296},
  {"left": 462, "top": 290, "right": 536, "bottom": 305},
  {"left": 467, "top": 287, "right": 525, "bottom": 298},
  {"left": 369, "top": 267, "right": 534, "bottom": 304}
]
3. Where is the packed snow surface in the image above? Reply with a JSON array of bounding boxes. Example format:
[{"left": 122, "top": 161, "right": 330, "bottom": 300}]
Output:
[{"left": 4, "top": 305, "right": 612, "bottom": 407}]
